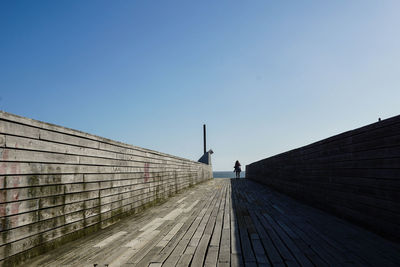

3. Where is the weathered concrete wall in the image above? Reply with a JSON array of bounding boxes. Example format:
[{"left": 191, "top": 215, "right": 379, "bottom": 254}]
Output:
[
  {"left": 246, "top": 115, "right": 400, "bottom": 241},
  {"left": 0, "top": 111, "right": 212, "bottom": 266}
]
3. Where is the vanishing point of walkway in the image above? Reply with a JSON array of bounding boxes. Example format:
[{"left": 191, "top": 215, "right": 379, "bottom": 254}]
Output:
[{"left": 27, "top": 179, "right": 400, "bottom": 267}]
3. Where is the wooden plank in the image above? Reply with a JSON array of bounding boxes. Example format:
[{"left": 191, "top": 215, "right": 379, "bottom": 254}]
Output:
[
  {"left": 1, "top": 180, "right": 211, "bottom": 262},
  {"left": 248, "top": 181, "right": 351, "bottom": 265},
  {"left": 94, "top": 184, "right": 215, "bottom": 266},
  {"left": 204, "top": 184, "right": 226, "bottom": 266},
  {"left": 238, "top": 201, "right": 298, "bottom": 266},
  {"left": 247, "top": 209, "right": 284, "bottom": 266},
  {"left": 0, "top": 135, "right": 5, "bottom": 147},
  {"left": 218, "top": 183, "right": 231, "bottom": 266},
  {"left": 231, "top": 181, "right": 256, "bottom": 266},
  {"left": 255, "top": 190, "right": 347, "bottom": 265},
  {"left": 0, "top": 148, "right": 80, "bottom": 164},
  {"left": 10, "top": 179, "right": 400, "bottom": 267},
  {"left": 184, "top": 183, "right": 225, "bottom": 267},
  {"left": 258, "top": 203, "right": 329, "bottom": 266},
  {"left": 230, "top": 190, "right": 244, "bottom": 267},
  {"left": 0, "top": 113, "right": 212, "bottom": 264},
  {"left": 249, "top": 179, "right": 400, "bottom": 266},
  {"left": 149, "top": 182, "right": 219, "bottom": 266},
  {"left": 5, "top": 135, "right": 117, "bottom": 159},
  {"left": 0, "top": 120, "right": 40, "bottom": 139},
  {"left": 244, "top": 215, "right": 269, "bottom": 266}
]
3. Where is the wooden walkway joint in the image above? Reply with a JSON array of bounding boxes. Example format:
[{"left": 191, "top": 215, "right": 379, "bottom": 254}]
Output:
[{"left": 27, "top": 179, "right": 400, "bottom": 266}]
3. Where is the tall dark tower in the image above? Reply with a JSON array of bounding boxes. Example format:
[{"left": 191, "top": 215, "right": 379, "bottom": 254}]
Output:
[{"left": 203, "top": 124, "right": 206, "bottom": 154}]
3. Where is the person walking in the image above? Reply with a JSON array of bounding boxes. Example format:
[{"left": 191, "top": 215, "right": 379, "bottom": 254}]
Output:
[{"left": 234, "top": 160, "right": 241, "bottom": 178}]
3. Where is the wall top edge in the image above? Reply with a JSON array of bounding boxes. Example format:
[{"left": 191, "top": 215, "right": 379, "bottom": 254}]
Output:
[
  {"left": 0, "top": 110, "right": 207, "bottom": 166},
  {"left": 247, "top": 114, "right": 400, "bottom": 167}
]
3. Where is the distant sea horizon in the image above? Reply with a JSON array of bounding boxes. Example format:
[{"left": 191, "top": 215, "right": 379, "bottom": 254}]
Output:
[{"left": 213, "top": 171, "right": 246, "bottom": 178}]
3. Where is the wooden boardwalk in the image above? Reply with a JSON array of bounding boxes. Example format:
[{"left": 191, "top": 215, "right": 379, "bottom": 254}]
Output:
[{"left": 27, "top": 179, "right": 400, "bottom": 267}]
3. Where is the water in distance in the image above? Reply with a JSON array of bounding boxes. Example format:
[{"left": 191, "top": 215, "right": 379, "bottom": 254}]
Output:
[{"left": 213, "top": 171, "right": 245, "bottom": 178}]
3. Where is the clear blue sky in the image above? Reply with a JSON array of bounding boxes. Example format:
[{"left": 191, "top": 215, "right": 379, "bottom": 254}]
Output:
[{"left": 1, "top": 1, "right": 399, "bottom": 171}]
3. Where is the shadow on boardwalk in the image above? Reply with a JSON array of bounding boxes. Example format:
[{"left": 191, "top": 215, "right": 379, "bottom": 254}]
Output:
[{"left": 26, "top": 179, "right": 400, "bottom": 266}]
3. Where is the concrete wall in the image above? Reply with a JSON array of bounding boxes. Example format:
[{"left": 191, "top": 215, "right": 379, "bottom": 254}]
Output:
[
  {"left": 0, "top": 111, "right": 212, "bottom": 266},
  {"left": 246, "top": 115, "right": 400, "bottom": 241},
  {"left": 198, "top": 151, "right": 212, "bottom": 165}
]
